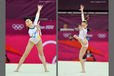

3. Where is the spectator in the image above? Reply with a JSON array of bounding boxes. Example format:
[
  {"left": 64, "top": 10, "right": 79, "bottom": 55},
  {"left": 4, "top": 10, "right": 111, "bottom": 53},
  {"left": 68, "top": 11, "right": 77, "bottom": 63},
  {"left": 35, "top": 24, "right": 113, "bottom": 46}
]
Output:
[
  {"left": 63, "top": 24, "right": 68, "bottom": 29},
  {"left": 68, "top": 34, "right": 75, "bottom": 41},
  {"left": 5, "top": 54, "right": 10, "bottom": 63},
  {"left": 83, "top": 49, "right": 96, "bottom": 61}
]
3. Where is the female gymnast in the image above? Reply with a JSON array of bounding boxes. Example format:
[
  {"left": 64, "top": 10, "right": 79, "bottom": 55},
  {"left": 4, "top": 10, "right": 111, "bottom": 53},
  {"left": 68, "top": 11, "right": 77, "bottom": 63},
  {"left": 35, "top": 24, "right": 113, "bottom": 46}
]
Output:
[
  {"left": 14, "top": 5, "right": 49, "bottom": 72},
  {"left": 73, "top": 5, "right": 89, "bottom": 73}
]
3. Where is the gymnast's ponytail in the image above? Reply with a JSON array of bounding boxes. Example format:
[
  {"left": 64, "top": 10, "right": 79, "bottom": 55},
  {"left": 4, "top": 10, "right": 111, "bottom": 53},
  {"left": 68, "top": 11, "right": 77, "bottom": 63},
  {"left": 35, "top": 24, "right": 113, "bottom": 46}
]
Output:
[{"left": 85, "top": 14, "right": 89, "bottom": 21}]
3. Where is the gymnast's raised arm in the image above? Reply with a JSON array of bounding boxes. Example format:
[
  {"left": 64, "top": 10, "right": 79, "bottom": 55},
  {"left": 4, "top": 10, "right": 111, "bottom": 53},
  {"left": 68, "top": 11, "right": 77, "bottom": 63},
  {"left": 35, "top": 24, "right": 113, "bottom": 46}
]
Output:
[
  {"left": 34, "top": 5, "right": 43, "bottom": 25},
  {"left": 80, "top": 5, "right": 85, "bottom": 22}
]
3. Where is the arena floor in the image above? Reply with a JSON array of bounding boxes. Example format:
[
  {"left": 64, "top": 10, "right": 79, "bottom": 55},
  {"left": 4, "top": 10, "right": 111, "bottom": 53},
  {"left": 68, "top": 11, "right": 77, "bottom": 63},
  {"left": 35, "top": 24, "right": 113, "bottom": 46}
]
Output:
[
  {"left": 6, "top": 62, "right": 109, "bottom": 76},
  {"left": 58, "top": 61, "right": 109, "bottom": 76},
  {"left": 6, "top": 64, "right": 56, "bottom": 76}
]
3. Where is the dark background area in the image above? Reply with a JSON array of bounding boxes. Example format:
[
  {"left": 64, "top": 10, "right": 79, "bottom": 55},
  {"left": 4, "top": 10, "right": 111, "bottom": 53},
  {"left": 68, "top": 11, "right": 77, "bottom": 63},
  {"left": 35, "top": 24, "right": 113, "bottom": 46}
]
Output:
[
  {"left": 6, "top": 0, "right": 56, "bottom": 20},
  {"left": 58, "top": 0, "right": 108, "bottom": 12}
]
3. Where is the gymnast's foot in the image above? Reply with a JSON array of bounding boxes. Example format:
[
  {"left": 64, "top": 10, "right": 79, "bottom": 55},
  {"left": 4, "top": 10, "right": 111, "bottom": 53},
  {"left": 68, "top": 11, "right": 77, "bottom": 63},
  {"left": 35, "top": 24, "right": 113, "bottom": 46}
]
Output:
[
  {"left": 73, "top": 35, "right": 79, "bottom": 39},
  {"left": 80, "top": 70, "right": 86, "bottom": 73},
  {"left": 45, "top": 69, "right": 49, "bottom": 72},
  {"left": 14, "top": 69, "right": 19, "bottom": 72}
]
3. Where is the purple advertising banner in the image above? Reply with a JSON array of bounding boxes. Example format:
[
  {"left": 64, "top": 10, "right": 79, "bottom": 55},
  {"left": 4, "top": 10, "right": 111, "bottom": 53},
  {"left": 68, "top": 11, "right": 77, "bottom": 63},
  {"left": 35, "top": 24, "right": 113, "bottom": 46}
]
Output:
[
  {"left": 58, "top": 14, "right": 108, "bottom": 31},
  {"left": 6, "top": 0, "right": 56, "bottom": 19},
  {"left": 58, "top": 31, "right": 108, "bottom": 41},
  {"left": 58, "top": 0, "right": 108, "bottom": 11},
  {"left": 6, "top": 20, "right": 56, "bottom": 35}
]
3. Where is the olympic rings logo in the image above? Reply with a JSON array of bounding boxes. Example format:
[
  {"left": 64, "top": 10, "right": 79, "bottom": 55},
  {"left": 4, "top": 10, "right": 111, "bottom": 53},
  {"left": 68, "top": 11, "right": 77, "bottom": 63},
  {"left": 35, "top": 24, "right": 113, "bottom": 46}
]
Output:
[
  {"left": 39, "top": 40, "right": 56, "bottom": 64},
  {"left": 12, "top": 24, "right": 24, "bottom": 30},
  {"left": 97, "top": 33, "right": 107, "bottom": 38}
]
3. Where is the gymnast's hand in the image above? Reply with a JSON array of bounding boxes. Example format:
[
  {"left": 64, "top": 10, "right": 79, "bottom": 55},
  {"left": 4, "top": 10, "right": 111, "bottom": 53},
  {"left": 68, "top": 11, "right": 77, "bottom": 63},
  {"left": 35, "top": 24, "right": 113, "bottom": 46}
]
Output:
[
  {"left": 38, "top": 5, "right": 43, "bottom": 11},
  {"left": 80, "top": 5, "right": 84, "bottom": 11}
]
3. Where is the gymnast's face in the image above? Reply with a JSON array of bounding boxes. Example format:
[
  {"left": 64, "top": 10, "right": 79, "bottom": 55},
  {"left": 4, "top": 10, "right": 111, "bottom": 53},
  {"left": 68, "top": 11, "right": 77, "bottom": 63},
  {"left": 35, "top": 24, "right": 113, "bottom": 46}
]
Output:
[
  {"left": 81, "top": 22, "right": 88, "bottom": 28},
  {"left": 25, "top": 19, "right": 33, "bottom": 27}
]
